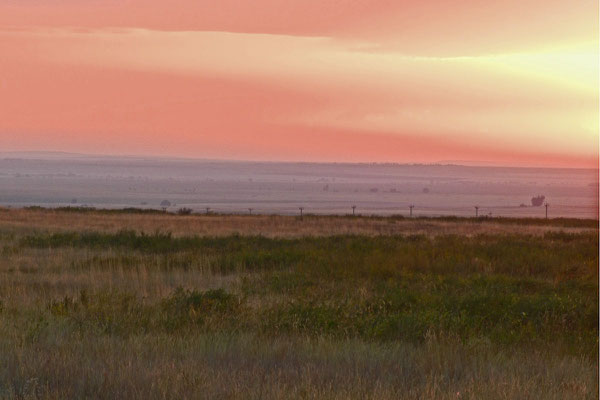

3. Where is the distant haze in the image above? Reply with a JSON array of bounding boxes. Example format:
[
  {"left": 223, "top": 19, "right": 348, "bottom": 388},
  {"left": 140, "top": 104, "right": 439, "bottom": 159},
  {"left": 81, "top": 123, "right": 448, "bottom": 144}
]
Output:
[{"left": 1, "top": 153, "right": 597, "bottom": 219}]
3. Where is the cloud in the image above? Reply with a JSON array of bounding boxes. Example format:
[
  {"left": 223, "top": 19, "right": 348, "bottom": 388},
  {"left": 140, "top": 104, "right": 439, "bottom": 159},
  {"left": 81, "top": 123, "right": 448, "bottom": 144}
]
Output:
[
  {"left": 1, "top": 0, "right": 597, "bottom": 56},
  {"left": 0, "top": 26, "right": 597, "bottom": 167}
]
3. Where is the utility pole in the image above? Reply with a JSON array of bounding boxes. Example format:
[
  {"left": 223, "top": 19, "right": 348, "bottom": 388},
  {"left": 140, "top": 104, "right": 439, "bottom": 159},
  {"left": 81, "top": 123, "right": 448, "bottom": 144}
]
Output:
[
  {"left": 475, "top": 206, "right": 479, "bottom": 218},
  {"left": 351, "top": 205, "right": 356, "bottom": 216},
  {"left": 544, "top": 202, "right": 549, "bottom": 219},
  {"left": 299, "top": 207, "right": 304, "bottom": 220},
  {"left": 409, "top": 204, "right": 414, "bottom": 217}
]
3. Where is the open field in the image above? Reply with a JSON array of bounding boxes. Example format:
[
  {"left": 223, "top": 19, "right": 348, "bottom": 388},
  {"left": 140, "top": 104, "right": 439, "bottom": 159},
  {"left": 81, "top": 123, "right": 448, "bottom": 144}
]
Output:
[
  {"left": 0, "top": 208, "right": 598, "bottom": 399},
  {"left": 0, "top": 207, "right": 597, "bottom": 238}
]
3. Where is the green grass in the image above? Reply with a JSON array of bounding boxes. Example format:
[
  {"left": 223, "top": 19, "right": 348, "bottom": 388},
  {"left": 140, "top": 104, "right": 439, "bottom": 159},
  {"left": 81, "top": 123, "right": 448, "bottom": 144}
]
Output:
[
  {"left": 19, "top": 230, "right": 598, "bottom": 279},
  {"left": 0, "top": 224, "right": 598, "bottom": 399}
]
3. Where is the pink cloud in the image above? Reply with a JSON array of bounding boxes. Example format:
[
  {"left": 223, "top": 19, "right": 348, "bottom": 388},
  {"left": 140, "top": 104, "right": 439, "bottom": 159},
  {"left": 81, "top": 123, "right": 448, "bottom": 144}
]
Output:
[{"left": 0, "top": 2, "right": 597, "bottom": 167}]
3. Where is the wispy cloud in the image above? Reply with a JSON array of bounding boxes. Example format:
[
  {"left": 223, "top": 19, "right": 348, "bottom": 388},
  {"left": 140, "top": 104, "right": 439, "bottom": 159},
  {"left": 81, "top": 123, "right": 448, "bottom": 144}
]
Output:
[{"left": 0, "top": 0, "right": 597, "bottom": 167}]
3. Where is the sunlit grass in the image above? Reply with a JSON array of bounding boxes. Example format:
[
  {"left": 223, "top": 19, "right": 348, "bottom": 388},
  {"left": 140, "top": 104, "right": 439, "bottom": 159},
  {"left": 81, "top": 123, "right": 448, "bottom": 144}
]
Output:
[{"left": 0, "top": 209, "right": 597, "bottom": 399}]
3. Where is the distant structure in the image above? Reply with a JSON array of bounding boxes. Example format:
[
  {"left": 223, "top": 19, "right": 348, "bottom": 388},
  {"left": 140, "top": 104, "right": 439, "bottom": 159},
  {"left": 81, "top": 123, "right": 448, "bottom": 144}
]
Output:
[
  {"left": 352, "top": 205, "right": 356, "bottom": 216},
  {"left": 531, "top": 195, "right": 545, "bottom": 207},
  {"left": 474, "top": 206, "right": 479, "bottom": 217},
  {"left": 299, "top": 207, "right": 304, "bottom": 219},
  {"left": 205, "top": 207, "right": 211, "bottom": 214},
  {"left": 544, "top": 202, "right": 549, "bottom": 219},
  {"left": 248, "top": 208, "right": 253, "bottom": 215},
  {"left": 409, "top": 204, "right": 415, "bottom": 217},
  {"left": 160, "top": 200, "right": 171, "bottom": 211}
]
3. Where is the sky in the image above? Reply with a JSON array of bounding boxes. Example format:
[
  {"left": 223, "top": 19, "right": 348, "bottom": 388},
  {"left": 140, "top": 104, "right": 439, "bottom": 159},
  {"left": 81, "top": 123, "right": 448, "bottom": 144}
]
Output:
[{"left": 0, "top": 0, "right": 598, "bottom": 167}]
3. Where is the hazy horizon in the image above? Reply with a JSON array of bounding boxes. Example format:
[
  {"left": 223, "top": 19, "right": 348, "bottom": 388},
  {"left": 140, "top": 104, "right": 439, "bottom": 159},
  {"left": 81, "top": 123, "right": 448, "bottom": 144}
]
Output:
[
  {"left": 2, "top": 153, "right": 597, "bottom": 219},
  {"left": 2, "top": 151, "right": 598, "bottom": 171},
  {"left": 1, "top": 1, "right": 597, "bottom": 215}
]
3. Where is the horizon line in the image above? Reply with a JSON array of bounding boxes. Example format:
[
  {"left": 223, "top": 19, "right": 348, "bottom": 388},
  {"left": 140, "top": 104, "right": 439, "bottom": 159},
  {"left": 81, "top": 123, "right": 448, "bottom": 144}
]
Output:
[{"left": 1, "top": 150, "right": 598, "bottom": 171}]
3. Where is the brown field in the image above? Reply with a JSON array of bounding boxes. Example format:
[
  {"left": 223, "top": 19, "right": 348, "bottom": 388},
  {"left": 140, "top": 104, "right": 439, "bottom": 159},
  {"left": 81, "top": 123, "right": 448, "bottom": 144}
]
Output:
[{"left": 0, "top": 207, "right": 595, "bottom": 238}]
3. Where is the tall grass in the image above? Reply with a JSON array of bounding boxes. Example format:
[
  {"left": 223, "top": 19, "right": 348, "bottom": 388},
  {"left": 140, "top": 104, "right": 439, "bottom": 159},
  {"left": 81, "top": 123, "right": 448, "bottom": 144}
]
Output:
[
  {"left": 0, "top": 214, "right": 597, "bottom": 399},
  {"left": 18, "top": 230, "right": 598, "bottom": 280}
]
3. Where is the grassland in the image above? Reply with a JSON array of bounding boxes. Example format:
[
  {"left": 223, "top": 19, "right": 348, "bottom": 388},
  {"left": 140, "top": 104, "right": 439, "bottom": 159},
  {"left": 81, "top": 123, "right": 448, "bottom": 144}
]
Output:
[
  {"left": 0, "top": 208, "right": 597, "bottom": 399},
  {"left": 1, "top": 207, "right": 596, "bottom": 238}
]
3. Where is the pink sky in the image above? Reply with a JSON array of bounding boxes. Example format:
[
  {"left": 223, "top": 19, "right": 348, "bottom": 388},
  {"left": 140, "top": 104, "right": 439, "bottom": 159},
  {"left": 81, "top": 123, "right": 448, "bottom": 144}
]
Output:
[{"left": 0, "top": 1, "right": 598, "bottom": 167}]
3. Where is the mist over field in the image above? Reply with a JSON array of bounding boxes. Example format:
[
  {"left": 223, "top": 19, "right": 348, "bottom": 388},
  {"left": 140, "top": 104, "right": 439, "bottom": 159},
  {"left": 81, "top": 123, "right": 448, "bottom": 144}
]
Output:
[{"left": 1, "top": 152, "right": 597, "bottom": 218}]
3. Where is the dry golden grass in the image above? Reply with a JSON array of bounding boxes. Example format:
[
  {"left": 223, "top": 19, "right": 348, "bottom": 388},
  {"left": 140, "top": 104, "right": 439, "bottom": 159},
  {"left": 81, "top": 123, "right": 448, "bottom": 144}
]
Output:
[
  {"left": 0, "top": 208, "right": 595, "bottom": 237},
  {"left": 0, "top": 207, "right": 597, "bottom": 399},
  {"left": 2, "top": 333, "right": 596, "bottom": 400},
  {"left": 0, "top": 246, "right": 242, "bottom": 308}
]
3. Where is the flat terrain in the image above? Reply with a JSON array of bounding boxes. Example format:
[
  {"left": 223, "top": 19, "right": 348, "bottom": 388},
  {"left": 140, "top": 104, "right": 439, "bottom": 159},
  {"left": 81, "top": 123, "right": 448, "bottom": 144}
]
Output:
[
  {"left": 1, "top": 155, "right": 598, "bottom": 218},
  {"left": 0, "top": 208, "right": 598, "bottom": 399},
  {"left": 0, "top": 207, "right": 596, "bottom": 238}
]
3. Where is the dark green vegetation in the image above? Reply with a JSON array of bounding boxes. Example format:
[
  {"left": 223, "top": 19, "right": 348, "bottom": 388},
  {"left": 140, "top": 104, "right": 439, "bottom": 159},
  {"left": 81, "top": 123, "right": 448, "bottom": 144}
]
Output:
[
  {"left": 15, "top": 230, "right": 599, "bottom": 352},
  {"left": 0, "top": 218, "right": 598, "bottom": 398},
  {"left": 24, "top": 205, "right": 167, "bottom": 215}
]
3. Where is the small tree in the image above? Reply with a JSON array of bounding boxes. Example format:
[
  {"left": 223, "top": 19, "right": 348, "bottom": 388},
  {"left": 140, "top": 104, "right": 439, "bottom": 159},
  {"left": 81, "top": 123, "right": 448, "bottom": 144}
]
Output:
[{"left": 160, "top": 200, "right": 171, "bottom": 212}]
